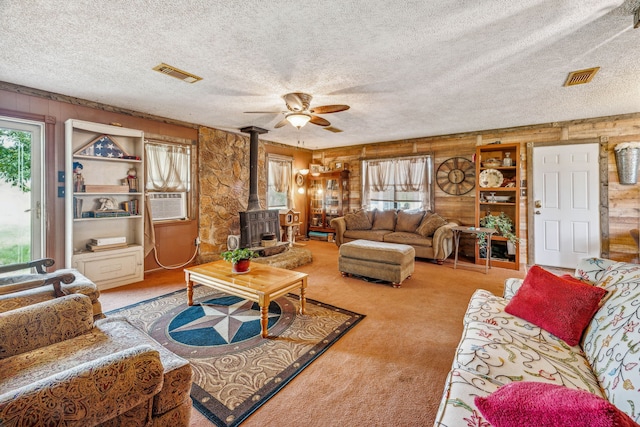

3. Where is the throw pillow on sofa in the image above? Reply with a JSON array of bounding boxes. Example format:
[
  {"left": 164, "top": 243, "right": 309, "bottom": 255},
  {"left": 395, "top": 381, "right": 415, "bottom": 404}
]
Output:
[
  {"left": 372, "top": 209, "right": 396, "bottom": 230},
  {"left": 505, "top": 265, "right": 607, "bottom": 346},
  {"left": 416, "top": 212, "right": 447, "bottom": 237},
  {"left": 344, "top": 209, "right": 372, "bottom": 230},
  {"left": 395, "top": 210, "right": 425, "bottom": 233},
  {"left": 475, "top": 382, "right": 640, "bottom": 427}
]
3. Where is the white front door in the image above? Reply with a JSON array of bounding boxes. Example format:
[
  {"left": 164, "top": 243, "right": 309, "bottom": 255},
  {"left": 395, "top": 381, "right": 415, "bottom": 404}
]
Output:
[
  {"left": 533, "top": 143, "right": 600, "bottom": 268},
  {"left": 0, "top": 117, "right": 45, "bottom": 265}
]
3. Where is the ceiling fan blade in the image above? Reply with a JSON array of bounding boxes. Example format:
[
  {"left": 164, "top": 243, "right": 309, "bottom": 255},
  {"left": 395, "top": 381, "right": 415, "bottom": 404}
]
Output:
[
  {"left": 310, "top": 104, "right": 350, "bottom": 114},
  {"left": 274, "top": 118, "right": 289, "bottom": 128},
  {"left": 310, "top": 115, "right": 330, "bottom": 126},
  {"left": 283, "top": 93, "right": 305, "bottom": 111}
]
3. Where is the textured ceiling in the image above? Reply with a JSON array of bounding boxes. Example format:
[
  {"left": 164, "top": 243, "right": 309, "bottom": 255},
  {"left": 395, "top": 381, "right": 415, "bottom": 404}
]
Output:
[{"left": 2, "top": 0, "right": 640, "bottom": 149}]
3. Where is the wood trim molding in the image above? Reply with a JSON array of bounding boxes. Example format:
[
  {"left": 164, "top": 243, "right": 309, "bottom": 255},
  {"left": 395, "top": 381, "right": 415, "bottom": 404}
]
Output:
[
  {"left": 525, "top": 138, "right": 608, "bottom": 266},
  {"left": 0, "top": 81, "right": 199, "bottom": 130}
]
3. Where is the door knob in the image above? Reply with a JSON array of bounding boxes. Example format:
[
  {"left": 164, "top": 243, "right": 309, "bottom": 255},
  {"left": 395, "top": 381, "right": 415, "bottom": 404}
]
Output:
[{"left": 535, "top": 210, "right": 541, "bottom": 215}]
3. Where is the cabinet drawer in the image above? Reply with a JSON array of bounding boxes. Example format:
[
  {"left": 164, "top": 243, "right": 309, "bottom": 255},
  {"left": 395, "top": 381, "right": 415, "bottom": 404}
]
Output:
[{"left": 72, "top": 246, "right": 143, "bottom": 290}]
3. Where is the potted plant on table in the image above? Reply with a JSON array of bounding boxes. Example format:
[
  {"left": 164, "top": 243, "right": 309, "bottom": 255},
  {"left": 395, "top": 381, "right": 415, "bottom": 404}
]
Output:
[
  {"left": 477, "top": 212, "right": 520, "bottom": 257},
  {"left": 221, "top": 248, "right": 257, "bottom": 273}
]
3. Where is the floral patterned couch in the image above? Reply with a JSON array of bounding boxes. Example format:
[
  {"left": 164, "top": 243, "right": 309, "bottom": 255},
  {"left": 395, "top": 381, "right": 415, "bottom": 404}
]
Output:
[
  {"left": 0, "top": 293, "right": 193, "bottom": 426},
  {"left": 435, "top": 258, "right": 640, "bottom": 426}
]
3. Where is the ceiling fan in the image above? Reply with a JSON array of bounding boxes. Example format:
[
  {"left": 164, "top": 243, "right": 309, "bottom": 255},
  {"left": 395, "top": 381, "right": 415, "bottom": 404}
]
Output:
[{"left": 245, "top": 92, "right": 350, "bottom": 130}]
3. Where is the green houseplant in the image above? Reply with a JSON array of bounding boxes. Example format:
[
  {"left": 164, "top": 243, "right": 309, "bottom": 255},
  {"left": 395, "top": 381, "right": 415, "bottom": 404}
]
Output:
[
  {"left": 477, "top": 212, "right": 520, "bottom": 250},
  {"left": 220, "top": 248, "right": 257, "bottom": 273}
]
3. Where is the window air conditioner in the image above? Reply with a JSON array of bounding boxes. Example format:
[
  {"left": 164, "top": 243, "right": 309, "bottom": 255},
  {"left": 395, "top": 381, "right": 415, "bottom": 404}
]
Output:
[{"left": 147, "top": 192, "right": 187, "bottom": 221}]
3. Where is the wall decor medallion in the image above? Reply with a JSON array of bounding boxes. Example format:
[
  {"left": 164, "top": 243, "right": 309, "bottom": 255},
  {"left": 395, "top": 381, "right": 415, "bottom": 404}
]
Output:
[{"left": 436, "top": 157, "right": 475, "bottom": 195}]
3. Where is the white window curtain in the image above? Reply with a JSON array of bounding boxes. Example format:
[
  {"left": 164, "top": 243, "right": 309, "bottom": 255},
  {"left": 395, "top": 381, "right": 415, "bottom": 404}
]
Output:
[
  {"left": 145, "top": 142, "right": 191, "bottom": 192},
  {"left": 368, "top": 159, "right": 394, "bottom": 191},
  {"left": 395, "top": 158, "right": 426, "bottom": 192},
  {"left": 362, "top": 155, "right": 432, "bottom": 211},
  {"left": 267, "top": 156, "right": 293, "bottom": 209}
]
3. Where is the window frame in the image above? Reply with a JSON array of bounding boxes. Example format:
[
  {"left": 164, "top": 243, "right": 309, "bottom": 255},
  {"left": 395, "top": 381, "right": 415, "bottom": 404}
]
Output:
[
  {"left": 144, "top": 137, "right": 196, "bottom": 221},
  {"left": 266, "top": 153, "right": 293, "bottom": 210},
  {"left": 361, "top": 154, "right": 434, "bottom": 211}
]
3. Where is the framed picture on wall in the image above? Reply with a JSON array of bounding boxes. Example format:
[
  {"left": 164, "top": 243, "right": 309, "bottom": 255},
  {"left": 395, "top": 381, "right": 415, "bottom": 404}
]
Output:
[
  {"left": 335, "top": 162, "right": 342, "bottom": 170},
  {"left": 310, "top": 164, "right": 322, "bottom": 176}
]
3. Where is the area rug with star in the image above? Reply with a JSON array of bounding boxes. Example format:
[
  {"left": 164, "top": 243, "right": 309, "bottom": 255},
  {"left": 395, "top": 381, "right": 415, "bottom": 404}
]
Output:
[{"left": 107, "top": 284, "right": 364, "bottom": 427}]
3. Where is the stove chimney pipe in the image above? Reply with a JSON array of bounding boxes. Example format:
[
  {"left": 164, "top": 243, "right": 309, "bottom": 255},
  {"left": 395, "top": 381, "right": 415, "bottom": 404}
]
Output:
[{"left": 240, "top": 126, "right": 268, "bottom": 211}]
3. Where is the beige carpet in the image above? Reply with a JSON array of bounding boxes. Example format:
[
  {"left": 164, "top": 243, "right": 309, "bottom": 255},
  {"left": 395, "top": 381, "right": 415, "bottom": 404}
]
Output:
[{"left": 100, "top": 241, "right": 526, "bottom": 426}]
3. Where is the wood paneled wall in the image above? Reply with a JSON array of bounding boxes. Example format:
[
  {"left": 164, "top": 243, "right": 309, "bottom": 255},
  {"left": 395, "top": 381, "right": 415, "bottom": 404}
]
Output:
[{"left": 312, "top": 117, "right": 640, "bottom": 265}]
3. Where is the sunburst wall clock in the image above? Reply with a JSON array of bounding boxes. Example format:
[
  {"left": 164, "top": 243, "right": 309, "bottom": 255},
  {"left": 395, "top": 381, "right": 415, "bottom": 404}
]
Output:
[{"left": 436, "top": 157, "right": 475, "bottom": 195}]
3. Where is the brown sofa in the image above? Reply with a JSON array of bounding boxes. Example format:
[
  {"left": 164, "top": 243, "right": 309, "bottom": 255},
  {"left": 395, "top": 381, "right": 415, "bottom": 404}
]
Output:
[
  {"left": 330, "top": 209, "right": 459, "bottom": 264},
  {"left": 0, "top": 294, "right": 193, "bottom": 426}
]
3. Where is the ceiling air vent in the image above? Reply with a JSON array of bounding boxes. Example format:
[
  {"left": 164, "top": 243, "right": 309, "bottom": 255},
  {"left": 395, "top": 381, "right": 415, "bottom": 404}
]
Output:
[
  {"left": 153, "top": 63, "right": 202, "bottom": 83},
  {"left": 564, "top": 67, "right": 600, "bottom": 87},
  {"left": 324, "top": 126, "right": 343, "bottom": 133}
]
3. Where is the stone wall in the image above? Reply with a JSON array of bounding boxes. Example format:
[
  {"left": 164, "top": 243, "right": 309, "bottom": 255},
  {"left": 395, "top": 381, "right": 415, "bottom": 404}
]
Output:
[{"left": 197, "top": 127, "right": 267, "bottom": 262}]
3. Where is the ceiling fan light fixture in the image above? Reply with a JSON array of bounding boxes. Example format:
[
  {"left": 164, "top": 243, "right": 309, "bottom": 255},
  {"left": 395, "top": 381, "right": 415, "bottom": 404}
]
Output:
[{"left": 286, "top": 113, "right": 311, "bottom": 129}]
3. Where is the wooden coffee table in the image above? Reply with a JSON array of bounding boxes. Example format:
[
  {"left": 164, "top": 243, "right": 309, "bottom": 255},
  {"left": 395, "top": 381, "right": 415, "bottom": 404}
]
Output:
[{"left": 184, "top": 260, "right": 308, "bottom": 338}]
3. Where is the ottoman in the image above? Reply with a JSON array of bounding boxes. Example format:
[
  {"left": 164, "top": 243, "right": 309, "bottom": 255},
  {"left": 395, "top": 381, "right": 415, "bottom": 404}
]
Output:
[{"left": 338, "top": 240, "right": 415, "bottom": 287}]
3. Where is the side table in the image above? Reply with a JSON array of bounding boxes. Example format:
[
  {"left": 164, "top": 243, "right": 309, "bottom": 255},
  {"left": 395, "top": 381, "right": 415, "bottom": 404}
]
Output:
[{"left": 451, "top": 225, "right": 497, "bottom": 274}]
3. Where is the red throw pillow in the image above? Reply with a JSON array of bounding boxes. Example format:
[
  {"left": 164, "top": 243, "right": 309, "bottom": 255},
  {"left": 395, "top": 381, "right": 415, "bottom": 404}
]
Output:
[
  {"left": 504, "top": 265, "right": 606, "bottom": 346},
  {"left": 475, "top": 382, "right": 640, "bottom": 427}
]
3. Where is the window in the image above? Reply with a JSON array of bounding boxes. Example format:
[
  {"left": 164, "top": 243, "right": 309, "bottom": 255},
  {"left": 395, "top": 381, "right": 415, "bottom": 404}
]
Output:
[
  {"left": 145, "top": 141, "right": 192, "bottom": 221},
  {"left": 362, "top": 155, "right": 433, "bottom": 211},
  {"left": 267, "top": 154, "right": 293, "bottom": 209},
  {"left": 145, "top": 141, "right": 191, "bottom": 192}
]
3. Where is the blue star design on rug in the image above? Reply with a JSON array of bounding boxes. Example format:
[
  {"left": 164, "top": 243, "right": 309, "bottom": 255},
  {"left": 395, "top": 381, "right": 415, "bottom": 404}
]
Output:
[{"left": 168, "top": 296, "right": 281, "bottom": 346}]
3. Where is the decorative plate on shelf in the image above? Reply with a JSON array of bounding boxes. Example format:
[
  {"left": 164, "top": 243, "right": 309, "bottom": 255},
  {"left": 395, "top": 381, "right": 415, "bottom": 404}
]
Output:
[{"left": 479, "top": 169, "right": 503, "bottom": 188}]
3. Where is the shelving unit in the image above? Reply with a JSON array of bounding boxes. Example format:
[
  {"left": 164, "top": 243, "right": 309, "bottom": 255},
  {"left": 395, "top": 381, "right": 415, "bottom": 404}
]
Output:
[
  {"left": 308, "top": 170, "right": 350, "bottom": 239},
  {"left": 474, "top": 143, "right": 521, "bottom": 270},
  {"left": 65, "top": 119, "right": 145, "bottom": 289}
]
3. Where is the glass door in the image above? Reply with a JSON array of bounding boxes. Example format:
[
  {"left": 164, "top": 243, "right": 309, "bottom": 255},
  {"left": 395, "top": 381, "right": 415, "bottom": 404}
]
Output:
[{"left": 0, "top": 117, "right": 45, "bottom": 266}]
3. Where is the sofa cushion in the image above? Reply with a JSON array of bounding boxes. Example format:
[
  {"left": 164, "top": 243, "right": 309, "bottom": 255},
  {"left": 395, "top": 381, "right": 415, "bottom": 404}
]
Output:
[
  {"left": 434, "top": 368, "right": 503, "bottom": 427},
  {"left": 395, "top": 210, "right": 425, "bottom": 233},
  {"left": 454, "top": 320, "right": 603, "bottom": 395},
  {"left": 582, "top": 262, "right": 640, "bottom": 423},
  {"left": 0, "top": 345, "right": 164, "bottom": 427},
  {"left": 463, "top": 289, "right": 567, "bottom": 345},
  {"left": 575, "top": 257, "right": 618, "bottom": 283},
  {"left": 416, "top": 212, "right": 447, "bottom": 237},
  {"left": 343, "top": 229, "right": 391, "bottom": 242},
  {"left": 505, "top": 265, "right": 606, "bottom": 346},
  {"left": 0, "top": 294, "right": 94, "bottom": 359},
  {"left": 475, "top": 382, "right": 640, "bottom": 427},
  {"left": 343, "top": 209, "right": 372, "bottom": 230},
  {"left": 383, "top": 232, "right": 433, "bottom": 247},
  {"left": 372, "top": 209, "right": 396, "bottom": 230}
]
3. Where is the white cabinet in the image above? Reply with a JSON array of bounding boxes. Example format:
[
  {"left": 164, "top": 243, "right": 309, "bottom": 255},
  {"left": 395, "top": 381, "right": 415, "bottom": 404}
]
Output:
[{"left": 65, "top": 119, "right": 145, "bottom": 289}]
